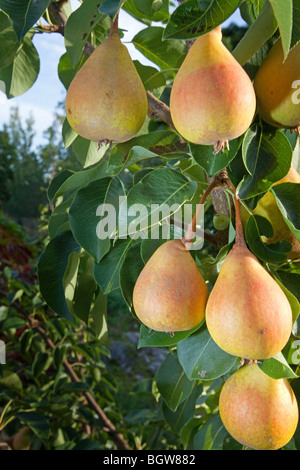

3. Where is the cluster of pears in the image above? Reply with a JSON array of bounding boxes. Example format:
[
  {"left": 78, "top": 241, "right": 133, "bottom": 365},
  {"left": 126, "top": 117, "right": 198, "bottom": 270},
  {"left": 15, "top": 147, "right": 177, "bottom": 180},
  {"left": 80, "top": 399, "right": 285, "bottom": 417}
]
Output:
[{"left": 65, "top": 14, "right": 148, "bottom": 143}]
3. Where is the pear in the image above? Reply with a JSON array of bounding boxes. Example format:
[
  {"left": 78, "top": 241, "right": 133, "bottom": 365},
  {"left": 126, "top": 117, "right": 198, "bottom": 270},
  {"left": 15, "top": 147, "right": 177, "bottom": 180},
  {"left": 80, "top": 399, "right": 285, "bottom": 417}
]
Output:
[
  {"left": 205, "top": 195, "right": 293, "bottom": 360},
  {"left": 254, "top": 39, "right": 300, "bottom": 130},
  {"left": 219, "top": 363, "right": 299, "bottom": 450},
  {"left": 132, "top": 239, "right": 209, "bottom": 332},
  {"left": 65, "top": 15, "right": 148, "bottom": 143},
  {"left": 241, "top": 165, "right": 300, "bottom": 259},
  {"left": 170, "top": 27, "right": 256, "bottom": 150}
]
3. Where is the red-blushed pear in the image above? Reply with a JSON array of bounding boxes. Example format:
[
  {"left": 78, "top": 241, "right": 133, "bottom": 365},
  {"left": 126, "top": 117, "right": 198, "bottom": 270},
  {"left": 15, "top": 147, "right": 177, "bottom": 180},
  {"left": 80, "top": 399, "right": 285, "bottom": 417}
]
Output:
[
  {"left": 219, "top": 363, "right": 299, "bottom": 450},
  {"left": 65, "top": 15, "right": 147, "bottom": 144},
  {"left": 254, "top": 39, "right": 300, "bottom": 131},
  {"left": 170, "top": 26, "right": 256, "bottom": 152},
  {"left": 205, "top": 193, "right": 293, "bottom": 360},
  {"left": 132, "top": 239, "right": 209, "bottom": 333}
]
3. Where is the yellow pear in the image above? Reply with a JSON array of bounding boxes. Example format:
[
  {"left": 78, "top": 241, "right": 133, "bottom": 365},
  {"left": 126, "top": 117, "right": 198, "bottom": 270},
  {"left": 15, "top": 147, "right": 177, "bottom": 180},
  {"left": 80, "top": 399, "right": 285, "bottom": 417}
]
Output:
[
  {"left": 65, "top": 16, "right": 148, "bottom": 143},
  {"left": 132, "top": 239, "right": 209, "bottom": 332},
  {"left": 241, "top": 165, "right": 300, "bottom": 259},
  {"left": 254, "top": 39, "right": 300, "bottom": 129},
  {"left": 170, "top": 27, "right": 256, "bottom": 149},
  {"left": 219, "top": 364, "right": 299, "bottom": 450},
  {"left": 205, "top": 196, "right": 293, "bottom": 360}
]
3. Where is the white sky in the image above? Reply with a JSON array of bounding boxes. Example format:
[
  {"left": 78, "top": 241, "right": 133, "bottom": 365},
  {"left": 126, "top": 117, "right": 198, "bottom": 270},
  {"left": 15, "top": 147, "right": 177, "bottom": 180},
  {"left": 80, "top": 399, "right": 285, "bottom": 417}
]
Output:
[{"left": 0, "top": 3, "right": 246, "bottom": 146}]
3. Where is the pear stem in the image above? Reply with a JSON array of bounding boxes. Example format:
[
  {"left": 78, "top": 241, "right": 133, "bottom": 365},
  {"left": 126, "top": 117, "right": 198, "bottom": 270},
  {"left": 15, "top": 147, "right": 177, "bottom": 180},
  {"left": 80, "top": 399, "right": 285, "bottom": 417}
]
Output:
[
  {"left": 234, "top": 191, "right": 247, "bottom": 247},
  {"left": 109, "top": 12, "right": 119, "bottom": 36},
  {"left": 182, "top": 178, "right": 221, "bottom": 249}
]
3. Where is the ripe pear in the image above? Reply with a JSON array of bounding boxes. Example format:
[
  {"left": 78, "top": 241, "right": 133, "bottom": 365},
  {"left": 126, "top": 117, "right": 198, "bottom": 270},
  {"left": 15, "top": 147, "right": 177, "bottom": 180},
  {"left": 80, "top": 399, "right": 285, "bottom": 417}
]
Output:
[
  {"left": 254, "top": 39, "right": 300, "bottom": 129},
  {"left": 132, "top": 239, "right": 209, "bottom": 332},
  {"left": 219, "top": 364, "right": 299, "bottom": 450},
  {"left": 65, "top": 16, "right": 148, "bottom": 143},
  {"left": 241, "top": 165, "right": 300, "bottom": 259},
  {"left": 170, "top": 27, "right": 256, "bottom": 148},
  {"left": 205, "top": 196, "right": 293, "bottom": 360}
]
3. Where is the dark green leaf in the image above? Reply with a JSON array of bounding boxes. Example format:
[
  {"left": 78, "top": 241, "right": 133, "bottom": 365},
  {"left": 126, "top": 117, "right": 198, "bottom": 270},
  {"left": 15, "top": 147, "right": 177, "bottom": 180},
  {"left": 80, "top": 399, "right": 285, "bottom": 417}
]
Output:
[
  {"left": 17, "top": 411, "right": 50, "bottom": 440},
  {"left": 69, "top": 177, "right": 125, "bottom": 263},
  {"left": 163, "top": 0, "right": 240, "bottom": 40},
  {"left": 271, "top": 183, "right": 300, "bottom": 242},
  {"left": 0, "top": 35, "right": 39, "bottom": 98},
  {"left": 120, "top": 242, "right": 144, "bottom": 313},
  {"left": 156, "top": 353, "right": 194, "bottom": 412},
  {"left": 38, "top": 231, "right": 79, "bottom": 322},
  {"left": 177, "top": 327, "right": 238, "bottom": 380},
  {"left": 132, "top": 26, "right": 186, "bottom": 72},
  {"left": 237, "top": 127, "right": 292, "bottom": 199},
  {"left": 0, "top": 0, "right": 50, "bottom": 40},
  {"left": 189, "top": 136, "right": 242, "bottom": 177},
  {"left": 194, "top": 414, "right": 227, "bottom": 450}
]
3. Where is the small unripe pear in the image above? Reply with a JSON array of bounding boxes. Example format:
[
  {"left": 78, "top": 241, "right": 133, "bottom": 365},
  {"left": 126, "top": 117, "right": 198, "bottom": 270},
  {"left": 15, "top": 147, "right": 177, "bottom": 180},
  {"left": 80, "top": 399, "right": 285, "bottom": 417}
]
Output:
[{"left": 219, "top": 364, "right": 299, "bottom": 450}]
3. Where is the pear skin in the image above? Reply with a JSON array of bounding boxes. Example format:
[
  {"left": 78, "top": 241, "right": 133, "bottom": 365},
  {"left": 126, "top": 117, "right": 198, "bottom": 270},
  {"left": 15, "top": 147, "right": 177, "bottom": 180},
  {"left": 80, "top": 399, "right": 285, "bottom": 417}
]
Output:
[
  {"left": 206, "top": 195, "right": 293, "bottom": 360},
  {"left": 241, "top": 166, "right": 300, "bottom": 259},
  {"left": 219, "top": 364, "right": 299, "bottom": 450},
  {"left": 170, "top": 27, "right": 256, "bottom": 147},
  {"left": 205, "top": 244, "right": 293, "bottom": 359},
  {"left": 254, "top": 39, "right": 300, "bottom": 129},
  {"left": 65, "top": 18, "right": 148, "bottom": 143},
  {"left": 132, "top": 239, "right": 209, "bottom": 332}
]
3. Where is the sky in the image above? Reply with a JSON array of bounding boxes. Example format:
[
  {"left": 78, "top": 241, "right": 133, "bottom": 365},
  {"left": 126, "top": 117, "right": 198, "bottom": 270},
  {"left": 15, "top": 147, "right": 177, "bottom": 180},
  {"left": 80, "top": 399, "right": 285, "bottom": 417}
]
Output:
[{"left": 0, "top": 3, "right": 246, "bottom": 147}]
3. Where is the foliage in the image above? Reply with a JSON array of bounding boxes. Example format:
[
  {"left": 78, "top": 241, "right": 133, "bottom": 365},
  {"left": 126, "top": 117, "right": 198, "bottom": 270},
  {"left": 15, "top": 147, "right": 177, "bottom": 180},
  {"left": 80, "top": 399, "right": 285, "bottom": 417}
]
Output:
[{"left": 1, "top": 0, "right": 300, "bottom": 451}]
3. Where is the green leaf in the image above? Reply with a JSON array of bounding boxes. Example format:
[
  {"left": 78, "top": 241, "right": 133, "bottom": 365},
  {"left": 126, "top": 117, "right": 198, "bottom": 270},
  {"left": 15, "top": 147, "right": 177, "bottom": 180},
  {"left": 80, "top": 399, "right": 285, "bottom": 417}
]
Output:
[
  {"left": 47, "top": 160, "right": 109, "bottom": 205},
  {"left": 94, "top": 238, "right": 136, "bottom": 294},
  {"left": 0, "top": 0, "right": 50, "bottom": 40},
  {"left": 163, "top": 0, "right": 240, "bottom": 40},
  {"left": 64, "top": 0, "right": 110, "bottom": 68},
  {"left": 72, "top": 255, "right": 97, "bottom": 324},
  {"left": 38, "top": 231, "right": 79, "bottom": 322},
  {"left": 72, "top": 136, "right": 110, "bottom": 168},
  {"left": 132, "top": 26, "right": 186, "bottom": 72},
  {"left": 90, "top": 288, "right": 108, "bottom": 342},
  {"left": 233, "top": 1, "right": 278, "bottom": 65},
  {"left": 260, "top": 352, "right": 298, "bottom": 379},
  {"left": 271, "top": 183, "right": 300, "bottom": 242},
  {"left": 108, "top": 130, "right": 186, "bottom": 175},
  {"left": 0, "top": 35, "right": 39, "bottom": 98},
  {"left": 291, "top": 0, "right": 300, "bottom": 49},
  {"left": 269, "top": 0, "right": 292, "bottom": 59},
  {"left": 189, "top": 136, "right": 242, "bottom": 177},
  {"left": 162, "top": 382, "right": 203, "bottom": 433},
  {"left": 120, "top": 242, "right": 144, "bottom": 313},
  {"left": 0, "top": 371, "right": 23, "bottom": 393},
  {"left": 194, "top": 414, "right": 227, "bottom": 450},
  {"left": 138, "top": 322, "right": 201, "bottom": 348},
  {"left": 245, "top": 214, "right": 291, "bottom": 263},
  {"left": 120, "top": 168, "right": 197, "bottom": 238},
  {"left": 99, "top": 0, "right": 124, "bottom": 18},
  {"left": 123, "top": 0, "right": 169, "bottom": 23},
  {"left": 133, "top": 60, "right": 166, "bottom": 93},
  {"left": 58, "top": 52, "right": 77, "bottom": 90},
  {"left": 177, "top": 327, "right": 238, "bottom": 380},
  {"left": 48, "top": 198, "right": 72, "bottom": 239},
  {"left": 32, "top": 352, "right": 52, "bottom": 377},
  {"left": 17, "top": 411, "right": 50, "bottom": 440},
  {"left": 69, "top": 177, "right": 125, "bottom": 263},
  {"left": 237, "top": 127, "right": 292, "bottom": 199},
  {"left": 62, "top": 251, "right": 80, "bottom": 315},
  {"left": 156, "top": 353, "right": 194, "bottom": 412},
  {"left": 0, "top": 27, "right": 19, "bottom": 69}
]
